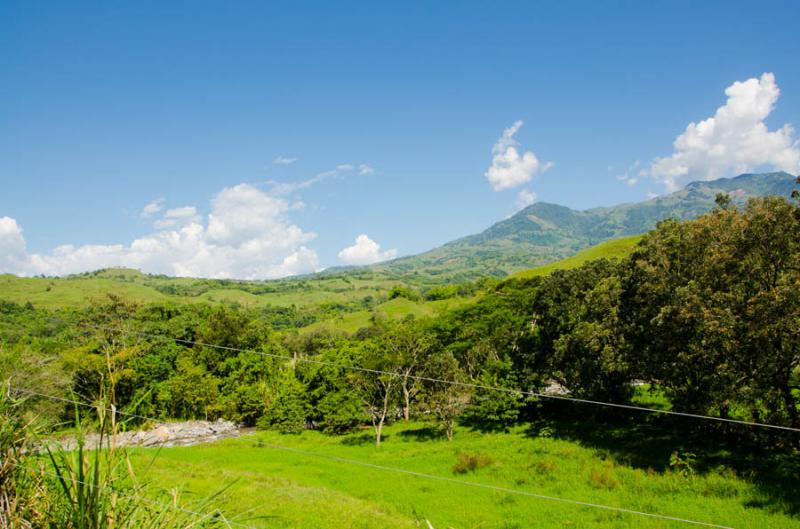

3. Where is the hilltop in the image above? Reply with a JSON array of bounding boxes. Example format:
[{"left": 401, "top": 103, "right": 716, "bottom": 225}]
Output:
[{"left": 366, "top": 171, "right": 797, "bottom": 281}]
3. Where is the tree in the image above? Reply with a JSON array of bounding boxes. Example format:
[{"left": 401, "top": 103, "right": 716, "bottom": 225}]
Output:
[
  {"left": 621, "top": 197, "right": 800, "bottom": 429},
  {"left": 461, "top": 359, "right": 524, "bottom": 431},
  {"left": 350, "top": 342, "right": 400, "bottom": 446},
  {"left": 297, "top": 341, "right": 365, "bottom": 434},
  {"left": 380, "top": 320, "right": 435, "bottom": 421},
  {"left": 422, "top": 352, "right": 469, "bottom": 440},
  {"left": 260, "top": 369, "right": 309, "bottom": 434}
]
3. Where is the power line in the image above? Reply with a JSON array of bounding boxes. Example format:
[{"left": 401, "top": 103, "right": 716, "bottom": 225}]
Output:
[
  {"left": 13, "top": 387, "right": 735, "bottom": 529},
  {"left": 267, "top": 444, "right": 734, "bottom": 529},
  {"left": 79, "top": 321, "right": 800, "bottom": 433}
]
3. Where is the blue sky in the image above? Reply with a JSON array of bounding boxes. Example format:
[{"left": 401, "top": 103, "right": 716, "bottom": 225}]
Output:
[{"left": 1, "top": 1, "right": 799, "bottom": 278}]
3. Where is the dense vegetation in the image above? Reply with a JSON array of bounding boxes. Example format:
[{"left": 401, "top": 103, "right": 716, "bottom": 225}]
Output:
[
  {"left": 3, "top": 193, "right": 799, "bottom": 443},
  {"left": 2, "top": 189, "right": 800, "bottom": 528}
]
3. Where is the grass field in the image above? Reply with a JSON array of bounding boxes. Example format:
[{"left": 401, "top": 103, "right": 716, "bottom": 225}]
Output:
[
  {"left": 509, "top": 236, "right": 642, "bottom": 280},
  {"left": 300, "top": 296, "right": 476, "bottom": 334},
  {"left": 130, "top": 419, "right": 800, "bottom": 529},
  {"left": 0, "top": 236, "right": 642, "bottom": 312},
  {"left": 0, "top": 237, "right": 642, "bottom": 338}
]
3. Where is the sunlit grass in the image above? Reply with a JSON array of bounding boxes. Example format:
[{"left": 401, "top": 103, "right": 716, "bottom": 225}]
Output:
[{"left": 130, "top": 420, "right": 799, "bottom": 529}]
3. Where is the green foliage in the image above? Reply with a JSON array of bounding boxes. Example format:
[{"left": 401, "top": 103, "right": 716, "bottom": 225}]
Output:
[
  {"left": 669, "top": 451, "right": 698, "bottom": 478},
  {"left": 2, "top": 177, "right": 799, "bottom": 451},
  {"left": 0, "top": 385, "right": 228, "bottom": 529},
  {"left": 622, "top": 196, "right": 800, "bottom": 429},
  {"left": 461, "top": 361, "right": 523, "bottom": 431},
  {"left": 387, "top": 285, "right": 422, "bottom": 301},
  {"left": 259, "top": 370, "right": 309, "bottom": 434},
  {"left": 316, "top": 391, "right": 364, "bottom": 434}
]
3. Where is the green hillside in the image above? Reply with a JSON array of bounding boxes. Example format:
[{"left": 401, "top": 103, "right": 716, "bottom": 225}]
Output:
[
  {"left": 370, "top": 171, "right": 797, "bottom": 281},
  {"left": 132, "top": 421, "right": 799, "bottom": 529},
  {"left": 1, "top": 172, "right": 794, "bottom": 330},
  {"left": 510, "top": 235, "right": 642, "bottom": 279}
]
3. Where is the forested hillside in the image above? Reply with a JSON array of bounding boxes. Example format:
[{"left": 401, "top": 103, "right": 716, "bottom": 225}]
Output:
[
  {"left": 4, "top": 193, "right": 799, "bottom": 437},
  {"left": 0, "top": 186, "right": 800, "bottom": 528}
]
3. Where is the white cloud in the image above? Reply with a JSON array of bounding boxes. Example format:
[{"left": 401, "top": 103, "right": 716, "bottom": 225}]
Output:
[
  {"left": 268, "top": 163, "right": 372, "bottom": 195},
  {"left": 273, "top": 156, "right": 298, "bottom": 165},
  {"left": 164, "top": 206, "right": 197, "bottom": 218},
  {"left": 152, "top": 206, "right": 201, "bottom": 230},
  {"left": 485, "top": 120, "right": 552, "bottom": 191},
  {"left": 337, "top": 234, "right": 397, "bottom": 266},
  {"left": 0, "top": 217, "right": 28, "bottom": 275},
  {"left": 140, "top": 198, "right": 164, "bottom": 218},
  {"left": 1, "top": 184, "right": 320, "bottom": 280},
  {"left": 648, "top": 73, "right": 800, "bottom": 191},
  {"left": 515, "top": 189, "right": 537, "bottom": 209},
  {"left": 615, "top": 160, "right": 641, "bottom": 186}
]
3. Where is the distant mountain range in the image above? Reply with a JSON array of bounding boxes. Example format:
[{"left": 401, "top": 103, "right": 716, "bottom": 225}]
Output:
[{"left": 361, "top": 171, "right": 797, "bottom": 283}]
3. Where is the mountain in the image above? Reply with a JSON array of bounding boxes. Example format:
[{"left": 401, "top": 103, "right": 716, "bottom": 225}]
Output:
[{"left": 364, "top": 171, "right": 797, "bottom": 283}]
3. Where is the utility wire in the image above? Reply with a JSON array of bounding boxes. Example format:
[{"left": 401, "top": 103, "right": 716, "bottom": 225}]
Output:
[
  {"left": 267, "top": 443, "right": 734, "bottom": 529},
  {"left": 78, "top": 321, "right": 800, "bottom": 433},
  {"left": 13, "top": 387, "right": 735, "bottom": 529}
]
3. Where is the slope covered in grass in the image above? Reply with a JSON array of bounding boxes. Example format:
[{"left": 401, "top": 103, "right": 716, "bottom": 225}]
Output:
[
  {"left": 133, "top": 420, "right": 800, "bottom": 529},
  {"left": 510, "top": 235, "right": 642, "bottom": 279}
]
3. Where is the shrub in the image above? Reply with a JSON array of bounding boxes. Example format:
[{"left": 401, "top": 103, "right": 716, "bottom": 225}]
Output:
[
  {"left": 534, "top": 460, "right": 557, "bottom": 474},
  {"left": 669, "top": 450, "right": 697, "bottom": 477},
  {"left": 452, "top": 453, "right": 492, "bottom": 474},
  {"left": 259, "top": 371, "right": 309, "bottom": 434},
  {"left": 588, "top": 460, "right": 620, "bottom": 489}
]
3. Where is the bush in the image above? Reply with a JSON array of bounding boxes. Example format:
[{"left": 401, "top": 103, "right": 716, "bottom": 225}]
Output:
[
  {"left": 317, "top": 391, "right": 364, "bottom": 434},
  {"left": 588, "top": 460, "right": 620, "bottom": 489},
  {"left": 259, "top": 371, "right": 309, "bottom": 434},
  {"left": 387, "top": 285, "right": 422, "bottom": 302},
  {"left": 452, "top": 452, "right": 492, "bottom": 474}
]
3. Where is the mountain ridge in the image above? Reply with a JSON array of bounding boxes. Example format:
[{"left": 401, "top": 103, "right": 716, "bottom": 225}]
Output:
[{"left": 362, "top": 171, "right": 797, "bottom": 282}]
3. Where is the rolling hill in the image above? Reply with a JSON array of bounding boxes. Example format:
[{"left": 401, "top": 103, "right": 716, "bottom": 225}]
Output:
[
  {"left": 368, "top": 171, "right": 797, "bottom": 282},
  {"left": 0, "top": 172, "right": 795, "bottom": 317}
]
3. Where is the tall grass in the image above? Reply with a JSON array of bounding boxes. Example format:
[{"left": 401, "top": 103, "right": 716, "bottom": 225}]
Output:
[{"left": 0, "top": 381, "right": 232, "bottom": 529}]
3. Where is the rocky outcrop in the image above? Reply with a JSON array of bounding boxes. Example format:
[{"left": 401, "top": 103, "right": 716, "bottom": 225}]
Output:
[{"left": 54, "top": 419, "right": 241, "bottom": 450}]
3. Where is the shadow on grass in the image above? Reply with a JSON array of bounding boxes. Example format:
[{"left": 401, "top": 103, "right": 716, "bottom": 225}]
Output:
[
  {"left": 340, "top": 433, "right": 386, "bottom": 446},
  {"left": 397, "top": 426, "right": 447, "bottom": 442},
  {"left": 524, "top": 403, "right": 800, "bottom": 516}
]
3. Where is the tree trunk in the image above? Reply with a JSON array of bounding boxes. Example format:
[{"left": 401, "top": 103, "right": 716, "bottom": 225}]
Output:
[
  {"left": 375, "top": 417, "right": 384, "bottom": 447},
  {"left": 402, "top": 384, "right": 410, "bottom": 421},
  {"left": 446, "top": 420, "right": 454, "bottom": 441}
]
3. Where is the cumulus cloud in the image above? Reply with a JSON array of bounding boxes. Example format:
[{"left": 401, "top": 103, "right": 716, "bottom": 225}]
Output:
[
  {"left": 140, "top": 198, "right": 164, "bottom": 218},
  {"left": 648, "top": 73, "right": 800, "bottom": 191},
  {"left": 358, "top": 164, "right": 375, "bottom": 176},
  {"left": 515, "top": 189, "right": 537, "bottom": 209},
  {"left": 0, "top": 217, "right": 28, "bottom": 275},
  {"left": 1, "top": 184, "right": 320, "bottom": 280},
  {"left": 485, "top": 120, "right": 552, "bottom": 191},
  {"left": 273, "top": 156, "right": 298, "bottom": 165},
  {"left": 337, "top": 234, "right": 397, "bottom": 266}
]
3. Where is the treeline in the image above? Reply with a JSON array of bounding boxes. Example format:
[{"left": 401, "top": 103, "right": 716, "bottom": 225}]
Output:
[{"left": 2, "top": 194, "right": 799, "bottom": 446}]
